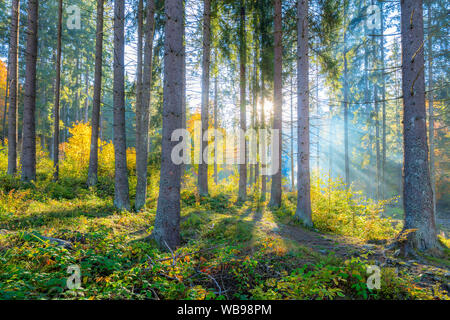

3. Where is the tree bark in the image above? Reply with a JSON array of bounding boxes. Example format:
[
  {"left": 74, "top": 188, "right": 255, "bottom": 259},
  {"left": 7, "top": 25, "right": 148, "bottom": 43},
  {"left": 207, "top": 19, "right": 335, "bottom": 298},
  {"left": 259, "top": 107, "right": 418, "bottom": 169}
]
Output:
[
  {"left": 375, "top": 84, "right": 381, "bottom": 201},
  {"left": 7, "top": 0, "right": 20, "bottom": 175},
  {"left": 113, "top": 0, "right": 130, "bottom": 210},
  {"left": 295, "top": 0, "right": 312, "bottom": 226},
  {"left": 427, "top": 2, "right": 436, "bottom": 219},
  {"left": 2, "top": 64, "right": 9, "bottom": 146},
  {"left": 135, "top": 0, "right": 156, "bottom": 210},
  {"left": 213, "top": 75, "right": 218, "bottom": 185},
  {"left": 87, "top": 0, "right": 104, "bottom": 187},
  {"left": 400, "top": 0, "right": 437, "bottom": 252},
  {"left": 252, "top": 49, "right": 258, "bottom": 188},
  {"left": 84, "top": 63, "right": 89, "bottom": 123},
  {"left": 21, "top": 0, "right": 39, "bottom": 182},
  {"left": 380, "top": 2, "right": 386, "bottom": 200},
  {"left": 238, "top": 0, "right": 247, "bottom": 201},
  {"left": 135, "top": 0, "right": 144, "bottom": 207},
  {"left": 52, "top": 0, "right": 63, "bottom": 181},
  {"left": 152, "top": 0, "right": 183, "bottom": 250},
  {"left": 343, "top": 3, "right": 349, "bottom": 188},
  {"left": 290, "top": 74, "right": 294, "bottom": 192},
  {"left": 269, "top": 0, "right": 282, "bottom": 207},
  {"left": 260, "top": 72, "right": 266, "bottom": 199},
  {"left": 198, "top": 0, "right": 210, "bottom": 196}
]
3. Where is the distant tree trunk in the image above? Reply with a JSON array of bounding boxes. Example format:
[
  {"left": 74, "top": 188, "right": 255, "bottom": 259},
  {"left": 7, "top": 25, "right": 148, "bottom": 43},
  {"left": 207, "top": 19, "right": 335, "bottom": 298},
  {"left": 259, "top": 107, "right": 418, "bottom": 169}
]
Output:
[
  {"left": 260, "top": 72, "right": 266, "bottom": 199},
  {"left": 380, "top": 2, "right": 386, "bottom": 200},
  {"left": 329, "top": 103, "right": 333, "bottom": 178},
  {"left": 269, "top": 0, "right": 282, "bottom": 207},
  {"left": 52, "top": 0, "right": 63, "bottom": 181},
  {"left": 427, "top": 3, "right": 436, "bottom": 218},
  {"left": 375, "top": 85, "right": 381, "bottom": 201},
  {"left": 84, "top": 64, "right": 89, "bottom": 123},
  {"left": 238, "top": 0, "right": 247, "bottom": 201},
  {"left": 198, "top": 0, "right": 210, "bottom": 196},
  {"left": 152, "top": 0, "right": 183, "bottom": 250},
  {"left": 75, "top": 55, "right": 80, "bottom": 122},
  {"left": 295, "top": 0, "right": 312, "bottom": 226},
  {"left": 400, "top": 0, "right": 437, "bottom": 252},
  {"left": 7, "top": 0, "right": 20, "bottom": 175},
  {"left": 290, "top": 74, "right": 294, "bottom": 192},
  {"left": 180, "top": 9, "right": 186, "bottom": 179},
  {"left": 87, "top": 0, "right": 104, "bottom": 187},
  {"left": 315, "top": 59, "right": 320, "bottom": 172},
  {"left": 343, "top": 3, "right": 349, "bottom": 188},
  {"left": 21, "top": 0, "right": 39, "bottom": 182},
  {"left": 135, "top": 0, "right": 155, "bottom": 210},
  {"left": 2, "top": 68, "right": 8, "bottom": 146},
  {"left": 252, "top": 50, "right": 259, "bottom": 188},
  {"left": 135, "top": 0, "right": 144, "bottom": 207},
  {"left": 213, "top": 75, "right": 218, "bottom": 184},
  {"left": 113, "top": 0, "right": 130, "bottom": 210}
]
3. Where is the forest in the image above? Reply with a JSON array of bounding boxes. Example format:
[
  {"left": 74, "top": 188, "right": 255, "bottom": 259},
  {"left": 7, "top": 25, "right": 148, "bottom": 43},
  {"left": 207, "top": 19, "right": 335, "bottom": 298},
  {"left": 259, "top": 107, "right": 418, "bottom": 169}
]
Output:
[{"left": 0, "top": 0, "right": 448, "bottom": 301}]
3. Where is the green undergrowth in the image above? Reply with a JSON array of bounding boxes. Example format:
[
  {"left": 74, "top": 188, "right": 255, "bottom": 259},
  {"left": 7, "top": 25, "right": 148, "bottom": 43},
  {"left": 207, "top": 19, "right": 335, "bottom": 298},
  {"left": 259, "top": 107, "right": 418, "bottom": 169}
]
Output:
[{"left": 0, "top": 145, "right": 448, "bottom": 300}]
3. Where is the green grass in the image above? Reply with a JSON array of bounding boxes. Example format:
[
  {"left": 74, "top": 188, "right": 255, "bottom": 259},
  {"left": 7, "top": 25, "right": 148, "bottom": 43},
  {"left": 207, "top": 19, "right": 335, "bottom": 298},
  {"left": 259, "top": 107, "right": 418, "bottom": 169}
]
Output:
[{"left": 0, "top": 168, "right": 448, "bottom": 300}]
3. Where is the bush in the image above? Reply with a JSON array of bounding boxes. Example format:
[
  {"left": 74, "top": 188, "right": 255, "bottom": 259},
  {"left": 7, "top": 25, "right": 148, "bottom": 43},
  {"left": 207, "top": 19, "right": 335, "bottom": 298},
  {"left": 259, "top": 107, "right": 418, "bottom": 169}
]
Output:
[{"left": 309, "top": 175, "right": 399, "bottom": 240}]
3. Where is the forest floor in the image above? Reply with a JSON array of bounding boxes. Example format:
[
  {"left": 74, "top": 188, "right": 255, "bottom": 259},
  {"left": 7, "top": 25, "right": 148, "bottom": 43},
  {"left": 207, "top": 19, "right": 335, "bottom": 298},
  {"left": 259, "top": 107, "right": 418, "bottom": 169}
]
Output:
[
  {"left": 248, "top": 206, "right": 450, "bottom": 293},
  {"left": 0, "top": 175, "right": 449, "bottom": 300}
]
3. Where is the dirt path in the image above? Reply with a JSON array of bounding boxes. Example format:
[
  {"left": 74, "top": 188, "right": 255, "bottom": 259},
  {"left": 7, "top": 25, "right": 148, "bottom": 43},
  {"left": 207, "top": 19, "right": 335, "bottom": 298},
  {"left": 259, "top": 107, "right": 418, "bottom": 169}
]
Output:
[{"left": 250, "top": 208, "right": 449, "bottom": 293}]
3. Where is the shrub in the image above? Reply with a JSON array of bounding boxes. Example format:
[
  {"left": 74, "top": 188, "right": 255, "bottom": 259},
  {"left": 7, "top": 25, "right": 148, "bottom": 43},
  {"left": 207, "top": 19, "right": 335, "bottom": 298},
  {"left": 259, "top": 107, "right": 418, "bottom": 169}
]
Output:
[{"left": 310, "top": 175, "right": 399, "bottom": 240}]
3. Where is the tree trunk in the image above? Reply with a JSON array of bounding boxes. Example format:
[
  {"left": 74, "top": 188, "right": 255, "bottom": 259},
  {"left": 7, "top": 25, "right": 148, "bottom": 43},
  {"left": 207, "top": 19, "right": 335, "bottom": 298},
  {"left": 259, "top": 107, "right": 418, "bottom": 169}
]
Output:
[
  {"left": 213, "top": 75, "right": 218, "bottom": 184},
  {"left": 290, "top": 74, "right": 294, "bottom": 192},
  {"left": 252, "top": 50, "right": 258, "bottom": 188},
  {"left": 7, "top": 0, "right": 20, "bottom": 175},
  {"left": 75, "top": 55, "right": 80, "bottom": 122},
  {"left": 400, "top": 0, "right": 437, "bottom": 252},
  {"left": 180, "top": 8, "right": 186, "bottom": 180},
  {"left": 427, "top": 3, "right": 436, "bottom": 219},
  {"left": 135, "top": 0, "right": 156, "bottom": 210},
  {"left": 87, "top": 0, "right": 104, "bottom": 187},
  {"left": 84, "top": 63, "right": 89, "bottom": 123},
  {"left": 260, "top": 72, "right": 266, "bottom": 199},
  {"left": 380, "top": 2, "right": 386, "bottom": 200},
  {"left": 113, "top": 0, "right": 130, "bottom": 210},
  {"left": 21, "top": 0, "right": 38, "bottom": 182},
  {"left": 375, "top": 85, "right": 381, "bottom": 201},
  {"left": 238, "top": 1, "right": 247, "bottom": 201},
  {"left": 315, "top": 57, "right": 319, "bottom": 172},
  {"left": 2, "top": 65, "right": 9, "bottom": 146},
  {"left": 152, "top": 0, "right": 184, "bottom": 250},
  {"left": 135, "top": 0, "right": 144, "bottom": 207},
  {"left": 198, "top": 0, "right": 210, "bottom": 196},
  {"left": 52, "top": 0, "right": 63, "bottom": 181},
  {"left": 343, "top": 4, "right": 349, "bottom": 188},
  {"left": 295, "top": 0, "right": 312, "bottom": 226},
  {"left": 269, "top": 0, "right": 282, "bottom": 207}
]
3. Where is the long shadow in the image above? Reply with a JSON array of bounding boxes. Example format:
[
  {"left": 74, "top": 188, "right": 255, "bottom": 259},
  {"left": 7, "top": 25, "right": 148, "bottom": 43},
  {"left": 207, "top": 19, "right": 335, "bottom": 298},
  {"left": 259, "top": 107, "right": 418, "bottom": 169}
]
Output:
[{"left": 1, "top": 203, "right": 115, "bottom": 230}]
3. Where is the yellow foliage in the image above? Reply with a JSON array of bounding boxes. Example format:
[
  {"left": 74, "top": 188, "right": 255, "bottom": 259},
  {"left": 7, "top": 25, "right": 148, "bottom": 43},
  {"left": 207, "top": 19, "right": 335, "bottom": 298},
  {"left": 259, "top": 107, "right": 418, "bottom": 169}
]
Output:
[
  {"left": 308, "top": 175, "right": 399, "bottom": 240},
  {"left": 60, "top": 122, "right": 135, "bottom": 178}
]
